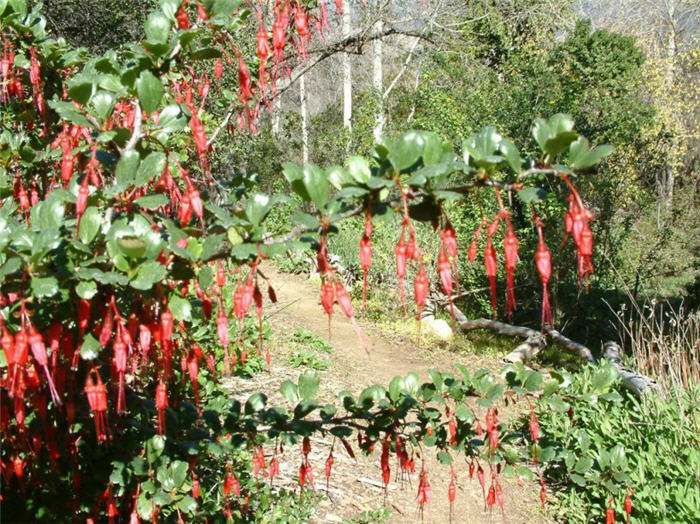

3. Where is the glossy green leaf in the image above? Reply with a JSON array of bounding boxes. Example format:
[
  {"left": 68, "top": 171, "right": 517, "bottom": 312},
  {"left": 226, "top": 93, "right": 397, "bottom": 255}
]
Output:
[
  {"left": 298, "top": 370, "right": 319, "bottom": 401},
  {"left": 135, "top": 70, "right": 164, "bottom": 114},
  {"left": 131, "top": 261, "right": 167, "bottom": 290},
  {"left": 134, "top": 194, "right": 168, "bottom": 209},
  {"left": 302, "top": 165, "right": 328, "bottom": 209},
  {"left": 80, "top": 333, "right": 100, "bottom": 360},
  {"left": 78, "top": 206, "right": 101, "bottom": 244},
  {"left": 136, "top": 151, "right": 166, "bottom": 186},
  {"left": 76, "top": 280, "right": 98, "bottom": 300},
  {"left": 145, "top": 11, "right": 171, "bottom": 44},
  {"left": 31, "top": 276, "right": 58, "bottom": 297},
  {"left": 169, "top": 294, "right": 192, "bottom": 321}
]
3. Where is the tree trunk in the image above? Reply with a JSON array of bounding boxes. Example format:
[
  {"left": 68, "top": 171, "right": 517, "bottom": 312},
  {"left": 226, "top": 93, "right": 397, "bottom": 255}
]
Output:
[
  {"left": 372, "top": 17, "right": 384, "bottom": 142},
  {"left": 300, "top": 73, "right": 308, "bottom": 165},
  {"left": 342, "top": 0, "right": 352, "bottom": 131}
]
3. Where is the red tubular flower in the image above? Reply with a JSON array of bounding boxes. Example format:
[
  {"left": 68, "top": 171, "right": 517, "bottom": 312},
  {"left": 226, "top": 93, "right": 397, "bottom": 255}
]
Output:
[
  {"left": 487, "top": 485, "right": 496, "bottom": 507},
  {"left": 28, "top": 328, "right": 61, "bottom": 405},
  {"left": 416, "top": 464, "right": 432, "bottom": 512},
  {"left": 113, "top": 337, "right": 127, "bottom": 414},
  {"left": 394, "top": 234, "right": 407, "bottom": 315},
  {"left": 192, "top": 475, "right": 200, "bottom": 499},
  {"left": 606, "top": 497, "right": 615, "bottom": 524},
  {"left": 254, "top": 284, "right": 264, "bottom": 355},
  {"left": 414, "top": 264, "right": 429, "bottom": 342},
  {"left": 359, "top": 234, "right": 372, "bottom": 311},
  {"left": 503, "top": 223, "right": 519, "bottom": 319},
  {"left": 216, "top": 306, "right": 231, "bottom": 376},
  {"left": 534, "top": 215, "right": 553, "bottom": 329},
  {"left": 380, "top": 438, "right": 390, "bottom": 487},
  {"left": 76, "top": 179, "right": 89, "bottom": 231},
  {"left": 85, "top": 369, "right": 109, "bottom": 442},
  {"left": 188, "top": 112, "right": 209, "bottom": 173},
  {"left": 335, "top": 280, "right": 370, "bottom": 354},
  {"left": 484, "top": 240, "right": 498, "bottom": 318},
  {"left": 175, "top": 2, "right": 190, "bottom": 29},
  {"left": 438, "top": 247, "right": 453, "bottom": 297},
  {"left": 540, "top": 482, "right": 547, "bottom": 508},
  {"left": 155, "top": 382, "right": 167, "bottom": 434}
]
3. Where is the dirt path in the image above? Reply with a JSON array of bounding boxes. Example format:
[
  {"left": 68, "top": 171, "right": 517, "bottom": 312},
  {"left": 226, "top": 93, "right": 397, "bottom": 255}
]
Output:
[{"left": 233, "top": 265, "right": 548, "bottom": 524}]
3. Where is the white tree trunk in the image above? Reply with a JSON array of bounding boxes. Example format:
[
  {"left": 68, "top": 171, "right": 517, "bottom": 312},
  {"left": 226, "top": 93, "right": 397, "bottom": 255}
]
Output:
[
  {"left": 300, "top": 73, "right": 309, "bottom": 165},
  {"left": 272, "top": 92, "right": 281, "bottom": 136},
  {"left": 372, "top": 18, "right": 384, "bottom": 142},
  {"left": 342, "top": 0, "right": 352, "bottom": 131}
]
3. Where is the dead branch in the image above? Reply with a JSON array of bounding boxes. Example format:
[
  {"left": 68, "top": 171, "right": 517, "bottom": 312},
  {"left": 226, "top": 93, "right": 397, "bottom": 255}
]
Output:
[{"left": 450, "top": 303, "right": 660, "bottom": 398}]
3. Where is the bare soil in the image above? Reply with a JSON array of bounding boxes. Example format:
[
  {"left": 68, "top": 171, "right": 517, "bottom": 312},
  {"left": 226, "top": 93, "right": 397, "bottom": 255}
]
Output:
[{"left": 227, "top": 264, "right": 550, "bottom": 524}]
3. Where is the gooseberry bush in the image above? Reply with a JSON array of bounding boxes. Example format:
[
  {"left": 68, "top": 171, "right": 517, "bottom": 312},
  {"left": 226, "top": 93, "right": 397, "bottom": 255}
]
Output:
[{"left": 0, "top": 0, "right": 650, "bottom": 521}]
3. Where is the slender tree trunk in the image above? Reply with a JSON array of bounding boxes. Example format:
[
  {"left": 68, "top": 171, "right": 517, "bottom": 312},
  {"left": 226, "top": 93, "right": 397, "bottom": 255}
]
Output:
[
  {"left": 300, "top": 73, "right": 308, "bottom": 165},
  {"left": 342, "top": 0, "right": 352, "bottom": 131},
  {"left": 664, "top": 28, "right": 677, "bottom": 204},
  {"left": 272, "top": 92, "right": 281, "bottom": 136},
  {"left": 373, "top": 17, "right": 384, "bottom": 142}
]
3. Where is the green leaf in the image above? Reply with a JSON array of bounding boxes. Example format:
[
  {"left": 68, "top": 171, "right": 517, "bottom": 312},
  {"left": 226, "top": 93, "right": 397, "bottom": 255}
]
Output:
[
  {"left": 500, "top": 138, "right": 523, "bottom": 172},
  {"left": 135, "top": 70, "right": 164, "bottom": 114},
  {"left": 78, "top": 207, "right": 101, "bottom": 244},
  {"left": 156, "top": 104, "right": 187, "bottom": 136},
  {"left": 437, "top": 451, "right": 453, "bottom": 465},
  {"left": 327, "top": 165, "right": 351, "bottom": 190},
  {"left": 80, "top": 333, "right": 100, "bottom": 360},
  {"left": 568, "top": 137, "right": 613, "bottom": 170},
  {"left": 39, "top": 190, "right": 67, "bottom": 230},
  {"left": 68, "top": 81, "right": 93, "bottom": 105},
  {"left": 116, "top": 150, "right": 140, "bottom": 185},
  {"left": 178, "top": 496, "right": 197, "bottom": 514},
  {"left": 592, "top": 364, "right": 618, "bottom": 392},
  {"left": 516, "top": 187, "right": 546, "bottom": 204},
  {"left": 298, "top": 370, "right": 319, "bottom": 401},
  {"left": 168, "top": 294, "right": 192, "bottom": 321},
  {"left": 532, "top": 114, "right": 578, "bottom": 157},
  {"left": 137, "top": 493, "right": 153, "bottom": 520},
  {"left": 134, "top": 194, "right": 168, "bottom": 210},
  {"left": 291, "top": 212, "right": 319, "bottom": 230},
  {"left": 245, "top": 392, "right": 266, "bottom": 413},
  {"left": 136, "top": 152, "right": 166, "bottom": 186},
  {"left": 146, "top": 435, "right": 166, "bottom": 463},
  {"left": 404, "top": 372, "right": 419, "bottom": 395},
  {"left": 191, "top": 47, "right": 221, "bottom": 60},
  {"left": 346, "top": 156, "right": 371, "bottom": 184},
  {"left": 170, "top": 460, "right": 188, "bottom": 489},
  {"left": 131, "top": 261, "right": 167, "bottom": 290},
  {"left": 145, "top": 11, "right": 172, "bottom": 44},
  {"left": 388, "top": 376, "right": 404, "bottom": 402},
  {"left": 0, "top": 257, "right": 20, "bottom": 279},
  {"left": 31, "top": 276, "right": 58, "bottom": 298},
  {"left": 48, "top": 100, "right": 93, "bottom": 128},
  {"left": 153, "top": 490, "right": 172, "bottom": 506},
  {"left": 280, "top": 380, "right": 299, "bottom": 403},
  {"left": 389, "top": 131, "right": 424, "bottom": 173},
  {"left": 302, "top": 165, "right": 328, "bottom": 209},
  {"left": 91, "top": 91, "right": 116, "bottom": 120}
]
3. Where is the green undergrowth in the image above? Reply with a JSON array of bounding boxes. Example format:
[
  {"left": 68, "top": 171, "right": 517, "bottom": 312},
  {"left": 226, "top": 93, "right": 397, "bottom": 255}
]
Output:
[
  {"left": 530, "top": 366, "right": 700, "bottom": 522},
  {"left": 285, "top": 328, "right": 334, "bottom": 371}
]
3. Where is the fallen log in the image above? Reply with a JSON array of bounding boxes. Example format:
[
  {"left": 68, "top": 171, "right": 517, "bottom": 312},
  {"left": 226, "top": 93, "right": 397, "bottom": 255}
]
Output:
[
  {"left": 602, "top": 341, "right": 662, "bottom": 397},
  {"left": 450, "top": 304, "right": 658, "bottom": 398}
]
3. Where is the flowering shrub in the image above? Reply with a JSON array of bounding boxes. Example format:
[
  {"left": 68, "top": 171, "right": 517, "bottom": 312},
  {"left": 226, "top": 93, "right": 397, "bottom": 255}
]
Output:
[{"left": 0, "top": 0, "right": 644, "bottom": 521}]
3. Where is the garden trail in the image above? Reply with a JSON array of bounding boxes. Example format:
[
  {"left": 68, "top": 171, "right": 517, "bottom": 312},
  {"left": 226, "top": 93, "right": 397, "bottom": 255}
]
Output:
[{"left": 250, "top": 264, "right": 548, "bottom": 524}]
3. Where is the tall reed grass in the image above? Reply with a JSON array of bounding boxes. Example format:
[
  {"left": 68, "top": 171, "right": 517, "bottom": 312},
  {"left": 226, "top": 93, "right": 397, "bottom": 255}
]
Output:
[{"left": 615, "top": 300, "right": 700, "bottom": 392}]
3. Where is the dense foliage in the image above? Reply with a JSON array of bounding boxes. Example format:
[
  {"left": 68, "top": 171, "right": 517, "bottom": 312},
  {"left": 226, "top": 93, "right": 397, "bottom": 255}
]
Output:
[{"left": 1, "top": 0, "right": 696, "bottom": 522}]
